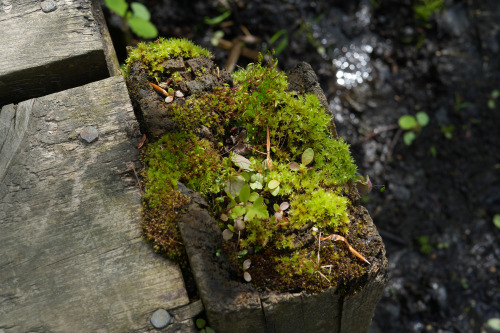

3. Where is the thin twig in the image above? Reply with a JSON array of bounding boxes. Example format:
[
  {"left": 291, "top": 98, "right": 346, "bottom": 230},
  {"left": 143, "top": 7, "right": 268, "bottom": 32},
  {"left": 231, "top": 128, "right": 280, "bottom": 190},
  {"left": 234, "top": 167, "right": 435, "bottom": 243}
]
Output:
[
  {"left": 129, "top": 162, "right": 143, "bottom": 194},
  {"left": 354, "top": 124, "right": 399, "bottom": 145}
]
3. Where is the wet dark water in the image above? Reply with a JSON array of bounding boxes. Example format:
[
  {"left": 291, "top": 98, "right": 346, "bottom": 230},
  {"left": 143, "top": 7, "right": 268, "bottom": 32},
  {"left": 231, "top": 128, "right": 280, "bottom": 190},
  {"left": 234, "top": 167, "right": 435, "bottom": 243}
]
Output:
[{"left": 115, "top": 0, "right": 500, "bottom": 331}]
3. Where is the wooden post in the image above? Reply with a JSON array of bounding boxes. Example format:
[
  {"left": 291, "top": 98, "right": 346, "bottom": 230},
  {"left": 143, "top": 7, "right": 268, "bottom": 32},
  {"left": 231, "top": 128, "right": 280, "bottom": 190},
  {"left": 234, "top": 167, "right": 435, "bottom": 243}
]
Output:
[{"left": 0, "top": 77, "right": 194, "bottom": 332}]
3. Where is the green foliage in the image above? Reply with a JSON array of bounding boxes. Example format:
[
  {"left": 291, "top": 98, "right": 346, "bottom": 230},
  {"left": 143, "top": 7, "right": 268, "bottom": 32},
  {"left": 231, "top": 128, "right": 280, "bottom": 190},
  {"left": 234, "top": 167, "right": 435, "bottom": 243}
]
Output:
[
  {"left": 267, "top": 29, "right": 289, "bottom": 55},
  {"left": 141, "top": 132, "right": 223, "bottom": 260},
  {"left": 488, "top": 89, "right": 499, "bottom": 109},
  {"left": 104, "top": 0, "right": 158, "bottom": 38},
  {"left": 123, "top": 38, "right": 212, "bottom": 76},
  {"left": 493, "top": 214, "right": 500, "bottom": 229},
  {"left": 196, "top": 318, "right": 216, "bottom": 333},
  {"left": 398, "top": 111, "right": 429, "bottom": 145},
  {"left": 204, "top": 9, "right": 231, "bottom": 25},
  {"left": 413, "top": 0, "right": 444, "bottom": 22},
  {"left": 416, "top": 235, "right": 432, "bottom": 255},
  {"left": 441, "top": 125, "right": 454, "bottom": 140},
  {"left": 135, "top": 45, "right": 360, "bottom": 286}
]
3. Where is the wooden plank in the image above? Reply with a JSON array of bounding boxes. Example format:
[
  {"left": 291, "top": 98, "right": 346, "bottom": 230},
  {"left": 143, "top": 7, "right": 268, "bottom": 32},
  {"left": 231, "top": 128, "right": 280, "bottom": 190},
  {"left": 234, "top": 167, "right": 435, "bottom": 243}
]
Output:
[
  {"left": 0, "top": 0, "right": 111, "bottom": 106},
  {"left": 0, "top": 76, "right": 190, "bottom": 332}
]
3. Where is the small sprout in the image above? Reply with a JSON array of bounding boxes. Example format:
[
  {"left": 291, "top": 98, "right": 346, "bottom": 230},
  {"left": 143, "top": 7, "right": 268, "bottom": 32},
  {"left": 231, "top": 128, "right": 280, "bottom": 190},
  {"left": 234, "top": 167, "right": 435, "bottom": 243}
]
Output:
[
  {"left": 167, "top": 87, "right": 175, "bottom": 96},
  {"left": 237, "top": 249, "right": 248, "bottom": 258},
  {"left": 196, "top": 318, "right": 206, "bottom": 329},
  {"left": 234, "top": 219, "right": 245, "bottom": 231},
  {"left": 243, "top": 259, "right": 251, "bottom": 270},
  {"left": 165, "top": 95, "right": 174, "bottom": 103},
  {"left": 243, "top": 271, "right": 252, "bottom": 282},
  {"left": 175, "top": 90, "right": 184, "bottom": 98},
  {"left": 216, "top": 249, "right": 221, "bottom": 257},
  {"left": 222, "top": 229, "right": 233, "bottom": 240},
  {"left": 273, "top": 203, "right": 280, "bottom": 211},
  {"left": 493, "top": 214, "right": 500, "bottom": 229},
  {"left": 301, "top": 148, "right": 314, "bottom": 166},
  {"left": 220, "top": 213, "right": 228, "bottom": 221},
  {"left": 289, "top": 161, "right": 300, "bottom": 171}
]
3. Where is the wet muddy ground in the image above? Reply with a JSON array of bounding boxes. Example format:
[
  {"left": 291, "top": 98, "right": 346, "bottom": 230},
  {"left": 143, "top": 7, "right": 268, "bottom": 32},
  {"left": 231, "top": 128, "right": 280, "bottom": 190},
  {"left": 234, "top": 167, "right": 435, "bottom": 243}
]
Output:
[{"left": 110, "top": 0, "right": 500, "bottom": 331}]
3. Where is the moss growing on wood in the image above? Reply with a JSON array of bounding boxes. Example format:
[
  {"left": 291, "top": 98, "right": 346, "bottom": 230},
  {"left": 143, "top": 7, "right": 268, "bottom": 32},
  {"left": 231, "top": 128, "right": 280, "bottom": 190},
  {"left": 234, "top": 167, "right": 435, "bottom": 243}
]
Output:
[{"left": 128, "top": 39, "right": 365, "bottom": 291}]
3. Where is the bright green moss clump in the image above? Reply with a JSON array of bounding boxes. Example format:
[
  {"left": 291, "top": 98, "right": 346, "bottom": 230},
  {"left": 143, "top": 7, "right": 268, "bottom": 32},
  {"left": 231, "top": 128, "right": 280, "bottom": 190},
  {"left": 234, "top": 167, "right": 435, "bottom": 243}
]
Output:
[
  {"left": 134, "top": 42, "right": 363, "bottom": 289},
  {"left": 123, "top": 38, "right": 212, "bottom": 77}
]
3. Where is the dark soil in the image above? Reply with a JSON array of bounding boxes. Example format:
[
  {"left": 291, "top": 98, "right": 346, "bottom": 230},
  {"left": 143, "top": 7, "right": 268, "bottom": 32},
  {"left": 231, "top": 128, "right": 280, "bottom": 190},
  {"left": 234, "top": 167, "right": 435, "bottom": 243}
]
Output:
[{"left": 109, "top": 0, "right": 500, "bottom": 331}]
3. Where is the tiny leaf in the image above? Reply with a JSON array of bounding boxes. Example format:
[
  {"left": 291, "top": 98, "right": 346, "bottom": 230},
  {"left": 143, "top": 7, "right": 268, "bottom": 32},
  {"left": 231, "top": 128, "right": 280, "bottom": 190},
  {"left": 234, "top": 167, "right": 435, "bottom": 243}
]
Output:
[
  {"left": 268, "top": 179, "right": 280, "bottom": 190},
  {"left": 234, "top": 219, "right": 245, "bottom": 231},
  {"left": 222, "top": 229, "right": 233, "bottom": 240},
  {"left": 243, "top": 259, "right": 251, "bottom": 270},
  {"left": 238, "top": 249, "right": 248, "bottom": 258},
  {"left": 239, "top": 184, "right": 250, "bottom": 203},
  {"left": 231, "top": 153, "right": 253, "bottom": 171},
  {"left": 289, "top": 161, "right": 300, "bottom": 171},
  {"left": 493, "top": 214, "right": 500, "bottom": 229},
  {"left": 403, "top": 132, "right": 416, "bottom": 146},
  {"left": 273, "top": 203, "right": 280, "bottom": 211},
  {"left": 301, "top": 148, "right": 314, "bottom": 166},
  {"left": 230, "top": 205, "right": 246, "bottom": 218},
  {"left": 130, "top": 2, "right": 150, "bottom": 20},
  {"left": 248, "top": 192, "right": 259, "bottom": 202},
  {"left": 279, "top": 202, "right": 290, "bottom": 211},
  {"left": 220, "top": 213, "right": 228, "bottom": 221},
  {"left": 105, "top": 0, "right": 128, "bottom": 17},
  {"left": 416, "top": 111, "right": 429, "bottom": 127},
  {"left": 487, "top": 318, "right": 500, "bottom": 331},
  {"left": 398, "top": 115, "right": 417, "bottom": 130},
  {"left": 128, "top": 17, "right": 158, "bottom": 39},
  {"left": 270, "top": 185, "right": 280, "bottom": 196},
  {"left": 243, "top": 271, "right": 252, "bottom": 282},
  {"left": 196, "top": 318, "right": 206, "bottom": 329}
]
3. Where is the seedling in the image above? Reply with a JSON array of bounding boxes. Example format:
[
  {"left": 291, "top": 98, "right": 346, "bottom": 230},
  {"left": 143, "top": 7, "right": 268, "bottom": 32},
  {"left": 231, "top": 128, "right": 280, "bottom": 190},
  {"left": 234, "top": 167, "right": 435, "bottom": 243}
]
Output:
[
  {"left": 196, "top": 318, "right": 216, "bottom": 333},
  {"left": 440, "top": 124, "right": 454, "bottom": 139},
  {"left": 398, "top": 111, "right": 429, "bottom": 145},
  {"left": 488, "top": 89, "right": 499, "bottom": 109},
  {"left": 104, "top": 0, "right": 158, "bottom": 38},
  {"left": 454, "top": 93, "right": 473, "bottom": 111},
  {"left": 493, "top": 214, "right": 500, "bottom": 229}
]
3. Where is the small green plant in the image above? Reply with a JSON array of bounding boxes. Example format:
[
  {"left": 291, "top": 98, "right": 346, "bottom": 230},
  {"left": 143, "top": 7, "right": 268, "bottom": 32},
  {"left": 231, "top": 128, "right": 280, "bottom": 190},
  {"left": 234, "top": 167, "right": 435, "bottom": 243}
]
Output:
[
  {"left": 196, "top": 318, "right": 216, "bottom": 333},
  {"left": 488, "top": 89, "right": 499, "bottom": 109},
  {"left": 454, "top": 93, "right": 473, "bottom": 111},
  {"left": 267, "top": 29, "right": 289, "bottom": 56},
  {"left": 204, "top": 9, "right": 231, "bottom": 26},
  {"left": 493, "top": 214, "right": 500, "bottom": 229},
  {"left": 416, "top": 235, "right": 432, "bottom": 255},
  {"left": 440, "top": 124, "right": 454, "bottom": 139},
  {"left": 413, "top": 0, "right": 444, "bottom": 22},
  {"left": 398, "top": 111, "right": 429, "bottom": 145},
  {"left": 104, "top": 0, "right": 158, "bottom": 38}
]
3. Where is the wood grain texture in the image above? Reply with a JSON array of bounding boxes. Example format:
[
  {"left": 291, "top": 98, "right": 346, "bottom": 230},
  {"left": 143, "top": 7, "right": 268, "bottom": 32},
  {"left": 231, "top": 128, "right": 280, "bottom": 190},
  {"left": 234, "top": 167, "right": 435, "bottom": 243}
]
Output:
[
  {"left": 0, "top": 0, "right": 110, "bottom": 105},
  {"left": 0, "top": 76, "right": 190, "bottom": 332}
]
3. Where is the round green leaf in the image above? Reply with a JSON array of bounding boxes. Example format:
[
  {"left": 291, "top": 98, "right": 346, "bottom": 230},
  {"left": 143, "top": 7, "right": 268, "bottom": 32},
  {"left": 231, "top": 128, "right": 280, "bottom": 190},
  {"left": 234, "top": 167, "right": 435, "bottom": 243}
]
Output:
[
  {"left": 487, "top": 318, "right": 500, "bottom": 331},
  {"left": 239, "top": 184, "right": 250, "bottom": 203},
  {"left": 416, "top": 112, "right": 429, "bottom": 127},
  {"left": 268, "top": 179, "right": 280, "bottom": 190},
  {"left": 248, "top": 192, "right": 259, "bottom": 202},
  {"left": 128, "top": 17, "right": 158, "bottom": 39},
  {"left": 273, "top": 203, "right": 280, "bottom": 211},
  {"left": 206, "top": 327, "right": 216, "bottom": 333},
  {"left": 493, "top": 214, "right": 500, "bottom": 229},
  {"left": 104, "top": 0, "right": 128, "bottom": 17},
  {"left": 270, "top": 185, "right": 280, "bottom": 196},
  {"left": 196, "top": 318, "right": 206, "bottom": 329},
  {"left": 403, "top": 132, "right": 416, "bottom": 146},
  {"left": 301, "top": 148, "right": 314, "bottom": 166},
  {"left": 130, "top": 2, "right": 150, "bottom": 20},
  {"left": 398, "top": 115, "right": 417, "bottom": 130}
]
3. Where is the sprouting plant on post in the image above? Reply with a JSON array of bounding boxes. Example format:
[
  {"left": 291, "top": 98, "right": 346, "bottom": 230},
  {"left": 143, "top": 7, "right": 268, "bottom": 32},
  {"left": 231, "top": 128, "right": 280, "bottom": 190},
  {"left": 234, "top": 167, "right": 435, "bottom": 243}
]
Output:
[
  {"left": 398, "top": 111, "right": 430, "bottom": 145},
  {"left": 104, "top": 0, "right": 158, "bottom": 38}
]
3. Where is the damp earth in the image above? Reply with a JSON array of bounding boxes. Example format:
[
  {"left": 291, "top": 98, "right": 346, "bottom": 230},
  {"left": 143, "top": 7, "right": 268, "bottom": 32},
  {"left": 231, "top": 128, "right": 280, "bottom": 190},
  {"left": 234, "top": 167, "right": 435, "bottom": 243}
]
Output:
[{"left": 110, "top": 0, "right": 500, "bottom": 331}]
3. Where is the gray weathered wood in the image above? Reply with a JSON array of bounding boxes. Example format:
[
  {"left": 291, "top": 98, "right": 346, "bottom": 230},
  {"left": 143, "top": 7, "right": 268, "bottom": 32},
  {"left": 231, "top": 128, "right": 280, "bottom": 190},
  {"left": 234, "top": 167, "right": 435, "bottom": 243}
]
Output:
[
  {"left": 0, "top": 76, "right": 190, "bottom": 332},
  {"left": 0, "top": 0, "right": 110, "bottom": 105}
]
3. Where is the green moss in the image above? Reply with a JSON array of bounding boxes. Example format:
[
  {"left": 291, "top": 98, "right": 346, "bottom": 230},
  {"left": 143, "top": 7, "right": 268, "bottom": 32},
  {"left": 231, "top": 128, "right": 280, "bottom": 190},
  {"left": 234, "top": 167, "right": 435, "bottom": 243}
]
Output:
[
  {"left": 133, "top": 40, "right": 363, "bottom": 290},
  {"left": 141, "top": 132, "right": 223, "bottom": 261},
  {"left": 123, "top": 37, "right": 212, "bottom": 77}
]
